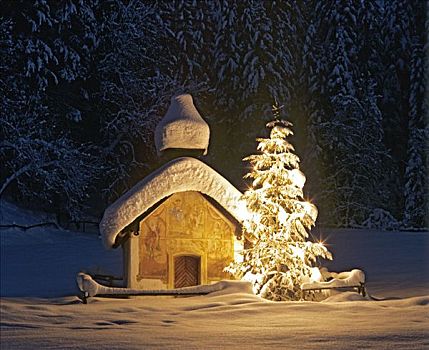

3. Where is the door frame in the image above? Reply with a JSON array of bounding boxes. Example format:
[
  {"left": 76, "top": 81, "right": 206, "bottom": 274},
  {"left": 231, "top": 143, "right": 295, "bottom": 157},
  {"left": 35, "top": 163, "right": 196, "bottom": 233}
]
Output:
[{"left": 168, "top": 252, "right": 206, "bottom": 288}]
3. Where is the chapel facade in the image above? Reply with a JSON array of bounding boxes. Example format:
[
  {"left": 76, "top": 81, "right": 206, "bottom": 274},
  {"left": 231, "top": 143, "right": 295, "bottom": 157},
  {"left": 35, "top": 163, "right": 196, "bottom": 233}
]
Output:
[{"left": 100, "top": 94, "right": 245, "bottom": 290}]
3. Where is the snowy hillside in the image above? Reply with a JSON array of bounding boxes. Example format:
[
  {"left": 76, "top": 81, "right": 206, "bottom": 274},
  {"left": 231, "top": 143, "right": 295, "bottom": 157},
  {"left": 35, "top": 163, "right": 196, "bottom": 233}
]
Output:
[
  {"left": 0, "top": 200, "right": 56, "bottom": 227},
  {"left": 0, "top": 201, "right": 122, "bottom": 297},
  {"left": 321, "top": 228, "right": 429, "bottom": 298},
  {"left": 1, "top": 201, "right": 427, "bottom": 299},
  {"left": 0, "top": 202, "right": 428, "bottom": 349}
]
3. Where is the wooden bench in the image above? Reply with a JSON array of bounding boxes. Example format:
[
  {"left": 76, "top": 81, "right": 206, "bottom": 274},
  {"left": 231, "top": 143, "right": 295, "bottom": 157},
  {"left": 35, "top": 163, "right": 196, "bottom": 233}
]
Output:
[
  {"left": 300, "top": 268, "right": 366, "bottom": 300},
  {"left": 301, "top": 282, "right": 366, "bottom": 300}
]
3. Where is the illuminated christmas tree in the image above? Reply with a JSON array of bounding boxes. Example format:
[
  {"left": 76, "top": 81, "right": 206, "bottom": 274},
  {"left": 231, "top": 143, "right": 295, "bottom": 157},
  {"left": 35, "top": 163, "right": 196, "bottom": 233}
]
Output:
[{"left": 227, "top": 103, "right": 332, "bottom": 301}]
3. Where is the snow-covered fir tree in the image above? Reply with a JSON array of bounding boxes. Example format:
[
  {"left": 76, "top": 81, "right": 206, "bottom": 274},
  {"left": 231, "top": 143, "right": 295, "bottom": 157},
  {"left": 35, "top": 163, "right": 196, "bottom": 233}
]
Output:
[
  {"left": 403, "top": 42, "right": 428, "bottom": 229},
  {"left": 158, "top": 0, "right": 213, "bottom": 85},
  {"left": 0, "top": 3, "right": 101, "bottom": 218},
  {"left": 1, "top": 0, "right": 426, "bottom": 228},
  {"left": 208, "top": 0, "right": 302, "bottom": 183},
  {"left": 95, "top": 0, "right": 180, "bottom": 201},
  {"left": 210, "top": 0, "right": 299, "bottom": 116},
  {"left": 226, "top": 104, "right": 332, "bottom": 301},
  {"left": 300, "top": 0, "right": 328, "bottom": 210},
  {"left": 5, "top": 0, "right": 99, "bottom": 95},
  {"left": 210, "top": 0, "right": 242, "bottom": 113},
  {"left": 302, "top": 0, "right": 390, "bottom": 226},
  {"left": 378, "top": 0, "right": 419, "bottom": 218}
]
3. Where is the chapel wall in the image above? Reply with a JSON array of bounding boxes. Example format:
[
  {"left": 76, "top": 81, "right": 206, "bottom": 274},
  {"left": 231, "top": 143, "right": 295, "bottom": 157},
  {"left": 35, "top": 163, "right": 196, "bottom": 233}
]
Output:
[{"left": 128, "top": 191, "right": 241, "bottom": 289}]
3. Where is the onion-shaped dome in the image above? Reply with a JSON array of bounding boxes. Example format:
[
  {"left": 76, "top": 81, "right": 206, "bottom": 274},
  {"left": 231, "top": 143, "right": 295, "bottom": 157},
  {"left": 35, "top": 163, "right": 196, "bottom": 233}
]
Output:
[{"left": 155, "top": 94, "right": 210, "bottom": 155}]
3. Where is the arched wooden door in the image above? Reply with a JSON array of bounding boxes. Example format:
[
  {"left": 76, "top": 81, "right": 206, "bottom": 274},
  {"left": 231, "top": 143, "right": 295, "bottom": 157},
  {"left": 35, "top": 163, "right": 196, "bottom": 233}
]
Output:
[{"left": 174, "top": 255, "right": 200, "bottom": 288}]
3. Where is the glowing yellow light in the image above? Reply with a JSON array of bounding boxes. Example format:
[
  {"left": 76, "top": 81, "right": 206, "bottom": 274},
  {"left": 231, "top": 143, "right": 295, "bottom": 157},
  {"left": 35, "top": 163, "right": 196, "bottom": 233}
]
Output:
[{"left": 225, "top": 117, "right": 334, "bottom": 301}]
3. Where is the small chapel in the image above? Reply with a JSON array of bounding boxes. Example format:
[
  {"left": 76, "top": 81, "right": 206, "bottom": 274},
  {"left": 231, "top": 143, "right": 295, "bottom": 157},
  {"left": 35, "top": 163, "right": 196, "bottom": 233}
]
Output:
[{"left": 99, "top": 94, "right": 245, "bottom": 290}]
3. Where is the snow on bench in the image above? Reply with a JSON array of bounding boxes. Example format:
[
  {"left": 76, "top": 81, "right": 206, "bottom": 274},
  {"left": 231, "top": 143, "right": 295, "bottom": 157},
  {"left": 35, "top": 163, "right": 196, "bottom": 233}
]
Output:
[
  {"left": 76, "top": 272, "right": 253, "bottom": 303},
  {"left": 301, "top": 269, "right": 366, "bottom": 298}
]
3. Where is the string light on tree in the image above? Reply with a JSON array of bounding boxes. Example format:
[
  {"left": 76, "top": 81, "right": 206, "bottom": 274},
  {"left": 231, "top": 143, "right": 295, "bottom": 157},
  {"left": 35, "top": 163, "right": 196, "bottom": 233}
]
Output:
[{"left": 226, "top": 101, "right": 332, "bottom": 301}]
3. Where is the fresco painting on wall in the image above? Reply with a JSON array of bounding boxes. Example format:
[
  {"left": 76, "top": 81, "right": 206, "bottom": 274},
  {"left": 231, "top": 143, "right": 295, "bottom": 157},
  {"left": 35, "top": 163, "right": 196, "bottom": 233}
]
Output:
[{"left": 137, "top": 191, "right": 237, "bottom": 285}]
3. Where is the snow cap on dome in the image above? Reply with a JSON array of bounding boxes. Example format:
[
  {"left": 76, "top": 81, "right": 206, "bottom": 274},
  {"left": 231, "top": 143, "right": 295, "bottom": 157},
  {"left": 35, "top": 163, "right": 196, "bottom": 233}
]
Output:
[{"left": 155, "top": 94, "right": 210, "bottom": 155}]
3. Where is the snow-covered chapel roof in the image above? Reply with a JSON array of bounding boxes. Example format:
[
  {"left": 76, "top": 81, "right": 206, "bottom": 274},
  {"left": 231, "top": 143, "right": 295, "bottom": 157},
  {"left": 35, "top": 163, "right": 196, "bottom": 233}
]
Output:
[
  {"left": 155, "top": 94, "right": 210, "bottom": 154},
  {"left": 100, "top": 157, "right": 244, "bottom": 248}
]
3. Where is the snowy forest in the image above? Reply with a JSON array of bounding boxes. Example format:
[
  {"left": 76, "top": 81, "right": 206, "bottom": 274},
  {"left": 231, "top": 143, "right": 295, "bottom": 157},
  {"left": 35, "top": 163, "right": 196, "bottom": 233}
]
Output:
[{"left": 1, "top": 0, "right": 427, "bottom": 229}]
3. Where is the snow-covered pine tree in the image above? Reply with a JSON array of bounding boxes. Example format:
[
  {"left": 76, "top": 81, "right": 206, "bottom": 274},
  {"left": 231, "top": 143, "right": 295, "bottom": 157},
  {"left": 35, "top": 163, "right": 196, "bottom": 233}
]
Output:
[
  {"left": 208, "top": 0, "right": 263, "bottom": 182},
  {"left": 158, "top": 0, "right": 213, "bottom": 85},
  {"left": 95, "top": 0, "right": 179, "bottom": 201},
  {"left": 378, "top": 0, "right": 417, "bottom": 219},
  {"left": 302, "top": 0, "right": 391, "bottom": 226},
  {"left": 0, "top": 2, "right": 102, "bottom": 219},
  {"left": 300, "top": 0, "right": 328, "bottom": 212},
  {"left": 210, "top": 0, "right": 299, "bottom": 117},
  {"left": 208, "top": 0, "right": 302, "bottom": 185},
  {"left": 210, "top": 0, "right": 241, "bottom": 113},
  {"left": 3, "top": 0, "right": 99, "bottom": 96},
  {"left": 226, "top": 103, "right": 332, "bottom": 301},
  {"left": 403, "top": 41, "right": 428, "bottom": 229}
]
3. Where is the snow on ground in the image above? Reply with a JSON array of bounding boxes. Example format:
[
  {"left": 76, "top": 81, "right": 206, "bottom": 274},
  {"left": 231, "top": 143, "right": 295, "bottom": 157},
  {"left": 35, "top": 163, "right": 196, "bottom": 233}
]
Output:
[
  {"left": 0, "top": 200, "right": 56, "bottom": 227},
  {"left": 318, "top": 228, "right": 429, "bottom": 298},
  {"left": 1, "top": 201, "right": 428, "bottom": 349},
  {"left": 0, "top": 201, "right": 122, "bottom": 298}
]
